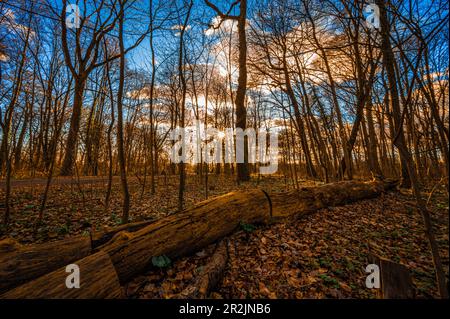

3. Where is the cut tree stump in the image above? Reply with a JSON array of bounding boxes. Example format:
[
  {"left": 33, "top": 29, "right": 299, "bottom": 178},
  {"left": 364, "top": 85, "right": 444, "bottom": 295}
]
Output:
[
  {"left": 1, "top": 251, "right": 123, "bottom": 299},
  {"left": 369, "top": 255, "right": 415, "bottom": 299},
  {"left": 177, "top": 239, "right": 229, "bottom": 298},
  {"left": 0, "top": 180, "right": 398, "bottom": 298},
  {"left": 0, "top": 236, "right": 91, "bottom": 293}
]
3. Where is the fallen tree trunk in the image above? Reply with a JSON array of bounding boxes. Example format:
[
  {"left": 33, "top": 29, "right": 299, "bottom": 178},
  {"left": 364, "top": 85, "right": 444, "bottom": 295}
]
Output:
[
  {"left": 99, "top": 180, "right": 397, "bottom": 284},
  {"left": 1, "top": 251, "right": 123, "bottom": 299},
  {"left": 0, "top": 220, "right": 155, "bottom": 293},
  {"left": 0, "top": 236, "right": 91, "bottom": 293},
  {"left": 1, "top": 180, "right": 397, "bottom": 297},
  {"left": 269, "top": 179, "right": 399, "bottom": 219},
  {"left": 99, "top": 189, "right": 271, "bottom": 283},
  {"left": 177, "top": 239, "right": 229, "bottom": 299}
]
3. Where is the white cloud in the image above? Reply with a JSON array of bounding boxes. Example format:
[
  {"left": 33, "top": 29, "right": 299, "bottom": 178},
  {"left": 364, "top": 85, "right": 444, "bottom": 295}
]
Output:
[
  {"left": 205, "top": 16, "right": 237, "bottom": 36},
  {"left": 171, "top": 24, "right": 191, "bottom": 31}
]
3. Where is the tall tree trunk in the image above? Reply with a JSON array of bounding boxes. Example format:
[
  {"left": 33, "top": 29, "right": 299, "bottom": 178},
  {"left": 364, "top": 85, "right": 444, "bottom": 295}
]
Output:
[
  {"left": 2, "top": 9, "right": 32, "bottom": 224},
  {"left": 303, "top": 1, "right": 351, "bottom": 180},
  {"left": 177, "top": 1, "right": 193, "bottom": 211},
  {"left": 60, "top": 78, "right": 86, "bottom": 176},
  {"left": 149, "top": 2, "right": 156, "bottom": 195},
  {"left": 104, "top": 44, "right": 115, "bottom": 214},
  {"left": 366, "top": 100, "right": 382, "bottom": 176},
  {"left": 117, "top": 1, "right": 130, "bottom": 224},
  {"left": 281, "top": 57, "right": 317, "bottom": 179},
  {"left": 376, "top": 0, "right": 448, "bottom": 298},
  {"left": 235, "top": 0, "right": 250, "bottom": 182}
]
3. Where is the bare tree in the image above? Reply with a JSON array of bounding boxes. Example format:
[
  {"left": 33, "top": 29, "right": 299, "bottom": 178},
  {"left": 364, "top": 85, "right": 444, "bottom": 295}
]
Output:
[{"left": 205, "top": 0, "right": 250, "bottom": 182}]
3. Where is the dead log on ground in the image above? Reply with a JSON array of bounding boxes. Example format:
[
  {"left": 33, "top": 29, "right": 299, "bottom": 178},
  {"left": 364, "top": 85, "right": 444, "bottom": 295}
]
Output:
[
  {"left": 100, "top": 180, "right": 397, "bottom": 284},
  {"left": 176, "top": 239, "right": 229, "bottom": 298},
  {"left": 99, "top": 189, "right": 271, "bottom": 283},
  {"left": 0, "top": 220, "right": 154, "bottom": 293},
  {"left": 0, "top": 236, "right": 91, "bottom": 293},
  {"left": 1, "top": 251, "right": 123, "bottom": 299},
  {"left": 1, "top": 180, "right": 397, "bottom": 297},
  {"left": 269, "top": 179, "right": 399, "bottom": 219}
]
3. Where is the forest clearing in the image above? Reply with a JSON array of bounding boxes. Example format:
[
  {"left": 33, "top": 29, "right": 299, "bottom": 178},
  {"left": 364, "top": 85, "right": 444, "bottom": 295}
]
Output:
[{"left": 0, "top": 0, "right": 448, "bottom": 304}]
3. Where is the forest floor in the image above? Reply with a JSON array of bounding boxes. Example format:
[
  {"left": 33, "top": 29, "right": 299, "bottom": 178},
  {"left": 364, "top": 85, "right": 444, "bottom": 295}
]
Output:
[{"left": 0, "top": 175, "right": 448, "bottom": 299}]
